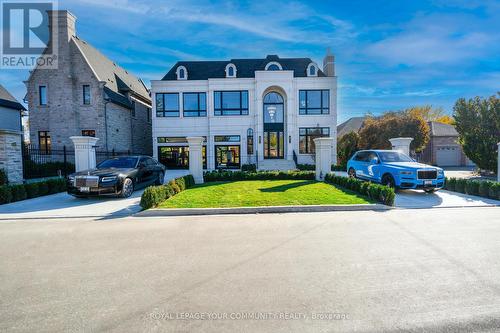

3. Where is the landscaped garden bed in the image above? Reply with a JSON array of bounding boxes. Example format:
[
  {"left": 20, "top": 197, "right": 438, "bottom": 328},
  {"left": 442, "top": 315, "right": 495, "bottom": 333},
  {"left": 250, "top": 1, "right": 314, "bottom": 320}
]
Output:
[
  {"left": 444, "top": 177, "right": 500, "bottom": 200},
  {"left": 158, "top": 180, "right": 372, "bottom": 209}
]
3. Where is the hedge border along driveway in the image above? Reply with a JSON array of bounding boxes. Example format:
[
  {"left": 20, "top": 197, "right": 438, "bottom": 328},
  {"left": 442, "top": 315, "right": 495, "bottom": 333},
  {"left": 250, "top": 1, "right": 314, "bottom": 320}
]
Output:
[
  {"left": 0, "top": 178, "right": 67, "bottom": 205},
  {"left": 444, "top": 177, "right": 500, "bottom": 201}
]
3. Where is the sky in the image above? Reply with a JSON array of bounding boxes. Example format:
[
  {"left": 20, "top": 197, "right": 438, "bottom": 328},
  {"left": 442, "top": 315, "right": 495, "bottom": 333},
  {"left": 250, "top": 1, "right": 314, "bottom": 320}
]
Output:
[{"left": 1, "top": 0, "right": 499, "bottom": 123}]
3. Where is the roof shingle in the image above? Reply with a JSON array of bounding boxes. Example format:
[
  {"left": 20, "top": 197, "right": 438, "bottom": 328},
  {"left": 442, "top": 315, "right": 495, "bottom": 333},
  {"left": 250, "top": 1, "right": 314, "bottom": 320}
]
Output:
[{"left": 0, "top": 84, "right": 26, "bottom": 111}]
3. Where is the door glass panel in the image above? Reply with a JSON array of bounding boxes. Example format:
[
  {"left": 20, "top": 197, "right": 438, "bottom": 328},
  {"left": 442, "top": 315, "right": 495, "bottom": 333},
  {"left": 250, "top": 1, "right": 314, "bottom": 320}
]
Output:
[
  {"left": 279, "top": 132, "right": 284, "bottom": 158},
  {"left": 269, "top": 132, "right": 278, "bottom": 157}
]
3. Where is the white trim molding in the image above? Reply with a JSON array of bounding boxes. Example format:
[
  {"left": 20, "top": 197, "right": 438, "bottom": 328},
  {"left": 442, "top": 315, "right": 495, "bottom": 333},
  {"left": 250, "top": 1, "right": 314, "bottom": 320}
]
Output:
[
  {"left": 265, "top": 61, "right": 282, "bottom": 71},
  {"left": 176, "top": 66, "right": 188, "bottom": 80},
  {"left": 225, "top": 63, "right": 237, "bottom": 78},
  {"left": 307, "top": 62, "right": 318, "bottom": 77}
]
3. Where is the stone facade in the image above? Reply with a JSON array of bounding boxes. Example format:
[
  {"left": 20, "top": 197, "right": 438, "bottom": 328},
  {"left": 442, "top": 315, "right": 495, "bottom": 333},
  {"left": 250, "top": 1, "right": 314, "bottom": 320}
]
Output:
[
  {"left": 26, "top": 11, "right": 152, "bottom": 155},
  {"left": 0, "top": 130, "right": 23, "bottom": 184}
]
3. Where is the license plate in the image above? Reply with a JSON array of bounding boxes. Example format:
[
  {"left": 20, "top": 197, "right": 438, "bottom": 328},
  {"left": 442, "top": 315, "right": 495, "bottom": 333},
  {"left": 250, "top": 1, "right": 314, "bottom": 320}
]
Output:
[
  {"left": 79, "top": 187, "right": 90, "bottom": 192},
  {"left": 424, "top": 180, "right": 433, "bottom": 185}
]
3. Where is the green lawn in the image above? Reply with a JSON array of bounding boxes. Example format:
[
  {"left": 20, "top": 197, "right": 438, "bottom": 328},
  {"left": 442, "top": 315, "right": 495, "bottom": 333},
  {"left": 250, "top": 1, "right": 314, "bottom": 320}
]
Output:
[{"left": 159, "top": 180, "right": 372, "bottom": 208}]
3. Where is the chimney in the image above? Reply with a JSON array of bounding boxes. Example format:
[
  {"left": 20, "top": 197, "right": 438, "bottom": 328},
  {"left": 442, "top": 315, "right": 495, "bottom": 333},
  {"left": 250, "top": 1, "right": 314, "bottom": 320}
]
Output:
[
  {"left": 323, "top": 47, "right": 335, "bottom": 77},
  {"left": 47, "top": 10, "right": 77, "bottom": 44}
]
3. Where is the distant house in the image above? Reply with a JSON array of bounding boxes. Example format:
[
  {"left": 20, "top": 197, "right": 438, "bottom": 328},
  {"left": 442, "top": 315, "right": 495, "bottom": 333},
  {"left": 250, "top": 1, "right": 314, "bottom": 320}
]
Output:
[
  {"left": 336, "top": 116, "right": 365, "bottom": 138},
  {"left": 0, "top": 84, "right": 26, "bottom": 183},
  {"left": 420, "top": 121, "right": 473, "bottom": 167},
  {"left": 25, "top": 10, "right": 152, "bottom": 155}
]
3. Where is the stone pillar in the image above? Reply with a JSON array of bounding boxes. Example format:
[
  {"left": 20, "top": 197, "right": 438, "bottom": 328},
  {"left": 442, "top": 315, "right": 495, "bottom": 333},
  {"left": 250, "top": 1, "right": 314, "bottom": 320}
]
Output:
[
  {"left": 313, "top": 137, "right": 334, "bottom": 181},
  {"left": 497, "top": 142, "right": 500, "bottom": 182},
  {"left": 0, "top": 130, "right": 23, "bottom": 184},
  {"left": 389, "top": 137, "right": 413, "bottom": 156},
  {"left": 70, "top": 136, "right": 99, "bottom": 172},
  {"left": 187, "top": 137, "right": 204, "bottom": 184}
]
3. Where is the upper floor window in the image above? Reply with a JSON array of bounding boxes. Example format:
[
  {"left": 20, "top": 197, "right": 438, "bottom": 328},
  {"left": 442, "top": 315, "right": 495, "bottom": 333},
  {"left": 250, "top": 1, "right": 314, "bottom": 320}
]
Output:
[
  {"left": 307, "top": 63, "right": 318, "bottom": 77},
  {"left": 183, "top": 92, "right": 206, "bottom": 117},
  {"left": 265, "top": 62, "right": 282, "bottom": 71},
  {"left": 214, "top": 135, "right": 240, "bottom": 142},
  {"left": 82, "top": 85, "right": 91, "bottom": 105},
  {"left": 299, "top": 90, "right": 329, "bottom": 115},
  {"left": 176, "top": 66, "right": 187, "bottom": 80},
  {"left": 39, "top": 86, "right": 47, "bottom": 105},
  {"left": 156, "top": 93, "right": 179, "bottom": 117},
  {"left": 225, "top": 63, "right": 237, "bottom": 78},
  {"left": 214, "top": 91, "right": 249, "bottom": 116},
  {"left": 81, "top": 130, "right": 95, "bottom": 137}
]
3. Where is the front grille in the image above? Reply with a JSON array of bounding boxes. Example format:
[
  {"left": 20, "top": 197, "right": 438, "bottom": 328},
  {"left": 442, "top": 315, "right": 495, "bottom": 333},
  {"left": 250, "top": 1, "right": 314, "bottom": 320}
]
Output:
[
  {"left": 417, "top": 170, "right": 437, "bottom": 180},
  {"left": 75, "top": 176, "right": 99, "bottom": 187}
]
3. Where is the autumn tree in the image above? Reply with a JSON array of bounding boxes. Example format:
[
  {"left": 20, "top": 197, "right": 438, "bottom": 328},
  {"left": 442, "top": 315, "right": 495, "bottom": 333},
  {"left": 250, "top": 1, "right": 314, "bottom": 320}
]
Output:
[
  {"left": 407, "top": 105, "right": 454, "bottom": 125},
  {"left": 358, "top": 111, "right": 430, "bottom": 152},
  {"left": 337, "top": 131, "right": 360, "bottom": 168},
  {"left": 453, "top": 94, "right": 500, "bottom": 172}
]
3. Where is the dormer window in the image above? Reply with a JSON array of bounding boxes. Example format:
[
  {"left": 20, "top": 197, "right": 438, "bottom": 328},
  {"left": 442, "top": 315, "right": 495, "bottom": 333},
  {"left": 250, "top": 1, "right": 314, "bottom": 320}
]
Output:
[
  {"left": 265, "top": 62, "right": 282, "bottom": 71},
  {"left": 176, "top": 66, "right": 187, "bottom": 80},
  {"left": 225, "top": 63, "right": 237, "bottom": 78},
  {"left": 307, "top": 62, "right": 318, "bottom": 77}
]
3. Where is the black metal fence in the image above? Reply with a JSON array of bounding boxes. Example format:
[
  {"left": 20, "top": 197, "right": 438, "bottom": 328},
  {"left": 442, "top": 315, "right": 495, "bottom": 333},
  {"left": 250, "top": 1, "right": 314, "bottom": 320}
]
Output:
[{"left": 22, "top": 144, "right": 136, "bottom": 179}]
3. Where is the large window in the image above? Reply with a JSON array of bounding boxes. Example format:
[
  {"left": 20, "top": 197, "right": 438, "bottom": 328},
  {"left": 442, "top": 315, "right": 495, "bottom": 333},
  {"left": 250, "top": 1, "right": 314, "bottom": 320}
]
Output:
[
  {"left": 214, "top": 91, "right": 248, "bottom": 116},
  {"left": 299, "top": 90, "right": 329, "bottom": 115},
  {"left": 247, "top": 128, "right": 254, "bottom": 155},
  {"left": 39, "top": 86, "right": 47, "bottom": 105},
  {"left": 81, "top": 130, "right": 95, "bottom": 137},
  {"left": 299, "top": 127, "right": 330, "bottom": 154},
  {"left": 214, "top": 135, "right": 240, "bottom": 142},
  {"left": 156, "top": 93, "right": 179, "bottom": 117},
  {"left": 83, "top": 85, "right": 91, "bottom": 105},
  {"left": 158, "top": 146, "right": 207, "bottom": 169},
  {"left": 215, "top": 145, "right": 240, "bottom": 169},
  {"left": 38, "top": 131, "right": 51, "bottom": 154},
  {"left": 183, "top": 92, "right": 206, "bottom": 117}
]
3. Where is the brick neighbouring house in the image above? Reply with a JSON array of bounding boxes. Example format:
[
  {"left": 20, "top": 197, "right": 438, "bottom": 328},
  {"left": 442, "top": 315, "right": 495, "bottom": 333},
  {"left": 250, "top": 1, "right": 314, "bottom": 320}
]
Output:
[{"left": 25, "top": 10, "right": 152, "bottom": 155}]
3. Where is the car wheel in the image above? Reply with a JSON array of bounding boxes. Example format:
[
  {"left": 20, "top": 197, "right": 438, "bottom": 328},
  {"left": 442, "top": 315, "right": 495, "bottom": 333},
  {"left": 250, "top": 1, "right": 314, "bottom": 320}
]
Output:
[
  {"left": 155, "top": 172, "right": 164, "bottom": 185},
  {"left": 382, "top": 174, "right": 395, "bottom": 189},
  {"left": 424, "top": 188, "right": 436, "bottom": 193},
  {"left": 348, "top": 168, "right": 356, "bottom": 178},
  {"left": 120, "top": 178, "right": 134, "bottom": 198}
]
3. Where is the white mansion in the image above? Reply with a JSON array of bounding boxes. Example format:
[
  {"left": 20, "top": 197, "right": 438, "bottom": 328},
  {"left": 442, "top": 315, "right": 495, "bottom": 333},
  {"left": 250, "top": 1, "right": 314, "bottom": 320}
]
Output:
[{"left": 151, "top": 52, "right": 337, "bottom": 170}]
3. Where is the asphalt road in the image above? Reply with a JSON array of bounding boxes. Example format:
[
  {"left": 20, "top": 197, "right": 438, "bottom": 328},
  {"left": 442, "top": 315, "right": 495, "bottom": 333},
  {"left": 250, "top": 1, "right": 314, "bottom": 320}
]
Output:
[{"left": 1, "top": 207, "right": 500, "bottom": 332}]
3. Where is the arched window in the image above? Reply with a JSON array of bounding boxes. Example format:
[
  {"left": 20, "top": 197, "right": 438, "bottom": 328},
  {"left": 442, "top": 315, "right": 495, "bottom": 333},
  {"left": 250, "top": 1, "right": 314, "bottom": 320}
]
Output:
[
  {"left": 247, "top": 128, "right": 254, "bottom": 155},
  {"left": 307, "top": 62, "right": 318, "bottom": 77},
  {"left": 176, "top": 66, "right": 187, "bottom": 80},
  {"left": 265, "top": 62, "right": 282, "bottom": 71},
  {"left": 225, "top": 63, "right": 237, "bottom": 78}
]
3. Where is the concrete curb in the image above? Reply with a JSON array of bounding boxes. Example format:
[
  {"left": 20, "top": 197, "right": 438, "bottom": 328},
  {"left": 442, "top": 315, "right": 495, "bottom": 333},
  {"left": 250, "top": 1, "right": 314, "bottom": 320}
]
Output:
[{"left": 135, "top": 204, "right": 392, "bottom": 217}]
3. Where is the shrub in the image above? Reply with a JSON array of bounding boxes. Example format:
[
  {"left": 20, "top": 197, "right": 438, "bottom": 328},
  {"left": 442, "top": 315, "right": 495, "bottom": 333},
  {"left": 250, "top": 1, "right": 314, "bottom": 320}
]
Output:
[
  {"left": 455, "top": 179, "right": 466, "bottom": 193},
  {"left": 296, "top": 164, "right": 315, "bottom": 171},
  {"left": 140, "top": 175, "right": 196, "bottom": 210},
  {"left": 241, "top": 164, "right": 257, "bottom": 172},
  {"left": 0, "top": 169, "right": 7, "bottom": 185},
  {"left": 203, "top": 170, "right": 315, "bottom": 182},
  {"left": 479, "top": 181, "right": 492, "bottom": 197},
  {"left": 445, "top": 177, "right": 456, "bottom": 191},
  {"left": 331, "top": 165, "right": 346, "bottom": 172},
  {"left": 46, "top": 178, "right": 66, "bottom": 194},
  {"left": 38, "top": 182, "right": 49, "bottom": 196},
  {"left": 465, "top": 180, "right": 480, "bottom": 196},
  {"left": 324, "top": 172, "right": 395, "bottom": 206},
  {"left": 0, "top": 185, "right": 12, "bottom": 204},
  {"left": 489, "top": 183, "right": 500, "bottom": 200},
  {"left": 25, "top": 183, "right": 39, "bottom": 198},
  {"left": 10, "top": 184, "right": 27, "bottom": 202},
  {"left": 23, "top": 160, "right": 75, "bottom": 179}
]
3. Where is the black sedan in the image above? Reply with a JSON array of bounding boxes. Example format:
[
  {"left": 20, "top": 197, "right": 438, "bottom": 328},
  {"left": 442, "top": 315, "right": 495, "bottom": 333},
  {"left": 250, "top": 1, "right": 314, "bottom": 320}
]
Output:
[{"left": 67, "top": 156, "right": 166, "bottom": 198}]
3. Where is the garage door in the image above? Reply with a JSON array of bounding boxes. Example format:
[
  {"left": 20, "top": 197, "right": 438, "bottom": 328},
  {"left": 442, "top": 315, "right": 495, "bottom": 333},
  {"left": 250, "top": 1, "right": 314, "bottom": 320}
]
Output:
[{"left": 436, "top": 146, "right": 460, "bottom": 166}]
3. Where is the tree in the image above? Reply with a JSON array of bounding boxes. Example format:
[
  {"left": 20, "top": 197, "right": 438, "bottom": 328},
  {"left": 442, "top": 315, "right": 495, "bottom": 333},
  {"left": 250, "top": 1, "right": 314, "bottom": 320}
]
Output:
[
  {"left": 358, "top": 111, "right": 430, "bottom": 152},
  {"left": 337, "top": 131, "right": 360, "bottom": 168},
  {"left": 453, "top": 94, "right": 500, "bottom": 172},
  {"left": 407, "top": 105, "right": 454, "bottom": 124}
]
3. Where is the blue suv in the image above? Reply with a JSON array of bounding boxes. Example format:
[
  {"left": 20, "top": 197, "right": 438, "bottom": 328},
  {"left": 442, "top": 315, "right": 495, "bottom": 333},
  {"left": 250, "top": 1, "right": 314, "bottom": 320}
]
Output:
[{"left": 347, "top": 150, "right": 445, "bottom": 192}]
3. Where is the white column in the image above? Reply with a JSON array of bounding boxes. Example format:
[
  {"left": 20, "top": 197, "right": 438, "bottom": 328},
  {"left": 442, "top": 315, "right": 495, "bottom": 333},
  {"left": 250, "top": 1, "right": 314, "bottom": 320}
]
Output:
[
  {"left": 70, "top": 136, "right": 99, "bottom": 172},
  {"left": 187, "top": 137, "right": 204, "bottom": 184},
  {"left": 497, "top": 142, "right": 500, "bottom": 182},
  {"left": 389, "top": 137, "right": 413, "bottom": 156},
  {"left": 313, "top": 137, "right": 334, "bottom": 181}
]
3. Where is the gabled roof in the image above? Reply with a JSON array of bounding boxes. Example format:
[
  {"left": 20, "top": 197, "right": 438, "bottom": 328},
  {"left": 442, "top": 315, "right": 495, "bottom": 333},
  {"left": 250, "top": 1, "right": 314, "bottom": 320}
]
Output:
[
  {"left": 0, "top": 84, "right": 26, "bottom": 111},
  {"left": 72, "top": 36, "right": 150, "bottom": 106},
  {"left": 429, "top": 121, "right": 458, "bottom": 137},
  {"left": 337, "top": 117, "right": 366, "bottom": 137},
  {"left": 161, "top": 55, "right": 326, "bottom": 81}
]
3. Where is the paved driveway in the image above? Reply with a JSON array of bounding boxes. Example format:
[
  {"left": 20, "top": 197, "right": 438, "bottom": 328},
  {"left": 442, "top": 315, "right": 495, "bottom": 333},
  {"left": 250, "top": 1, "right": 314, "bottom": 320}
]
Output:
[
  {"left": 0, "top": 170, "right": 189, "bottom": 220},
  {"left": 1, "top": 208, "right": 500, "bottom": 332}
]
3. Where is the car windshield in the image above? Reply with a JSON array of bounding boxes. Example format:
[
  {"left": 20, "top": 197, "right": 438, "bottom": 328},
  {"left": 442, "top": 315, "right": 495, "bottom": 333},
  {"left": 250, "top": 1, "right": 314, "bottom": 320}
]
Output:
[
  {"left": 97, "top": 157, "right": 138, "bottom": 169},
  {"left": 378, "top": 151, "right": 413, "bottom": 163}
]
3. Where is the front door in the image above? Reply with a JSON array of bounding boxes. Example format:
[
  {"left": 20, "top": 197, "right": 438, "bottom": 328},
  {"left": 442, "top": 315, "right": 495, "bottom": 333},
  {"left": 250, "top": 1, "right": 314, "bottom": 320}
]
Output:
[
  {"left": 264, "top": 131, "right": 284, "bottom": 159},
  {"left": 263, "top": 92, "right": 285, "bottom": 159}
]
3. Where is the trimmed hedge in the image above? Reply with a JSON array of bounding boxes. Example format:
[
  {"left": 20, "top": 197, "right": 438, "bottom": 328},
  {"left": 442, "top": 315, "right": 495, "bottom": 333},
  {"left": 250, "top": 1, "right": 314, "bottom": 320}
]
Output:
[
  {"left": 0, "top": 169, "right": 7, "bottom": 185},
  {"left": 296, "top": 164, "right": 346, "bottom": 172},
  {"left": 241, "top": 164, "right": 257, "bottom": 172},
  {"left": 203, "top": 170, "right": 315, "bottom": 182},
  {"left": 444, "top": 177, "right": 500, "bottom": 200},
  {"left": 0, "top": 178, "right": 67, "bottom": 205},
  {"left": 324, "top": 173, "right": 396, "bottom": 206},
  {"left": 140, "top": 175, "right": 195, "bottom": 210},
  {"left": 23, "top": 160, "right": 75, "bottom": 179}
]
